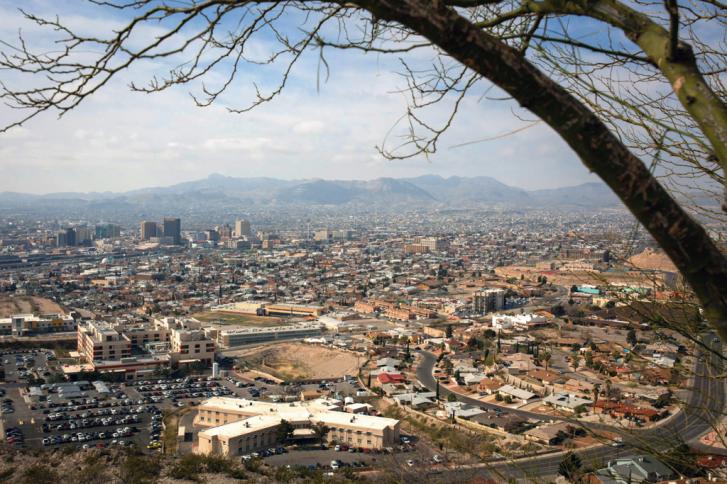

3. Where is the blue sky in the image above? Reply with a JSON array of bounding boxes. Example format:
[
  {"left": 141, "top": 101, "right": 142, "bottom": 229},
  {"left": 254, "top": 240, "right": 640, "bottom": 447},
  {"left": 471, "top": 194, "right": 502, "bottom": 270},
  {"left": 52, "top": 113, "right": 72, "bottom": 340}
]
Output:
[{"left": 0, "top": 0, "right": 606, "bottom": 194}]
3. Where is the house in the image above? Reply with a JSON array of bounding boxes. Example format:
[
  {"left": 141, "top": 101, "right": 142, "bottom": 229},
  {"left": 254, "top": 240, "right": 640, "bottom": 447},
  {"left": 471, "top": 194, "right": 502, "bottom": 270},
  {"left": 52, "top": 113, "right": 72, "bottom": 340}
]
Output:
[
  {"left": 497, "top": 384, "right": 536, "bottom": 403},
  {"left": 470, "top": 411, "right": 529, "bottom": 433},
  {"left": 443, "top": 401, "right": 486, "bottom": 419},
  {"left": 376, "top": 357, "right": 402, "bottom": 368},
  {"left": 393, "top": 392, "right": 437, "bottom": 410},
  {"left": 377, "top": 373, "right": 406, "bottom": 385},
  {"left": 463, "top": 372, "right": 488, "bottom": 386},
  {"left": 542, "top": 393, "right": 592, "bottom": 413},
  {"left": 380, "top": 382, "right": 413, "bottom": 396},
  {"left": 601, "top": 455, "right": 676, "bottom": 483},
  {"left": 478, "top": 378, "right": 504, "bottom": 395},
  {"left": 527, "top": 369, "right": 566, "bottom": 386},
  {"left": 593, "top": 401, "right": 660, "bottom": 420},
  {"left": 523, "top": 421, "right": 579, "bottom": 445},
  {"left": 563, "top": 378, "right": 595, "bottom": 394}
]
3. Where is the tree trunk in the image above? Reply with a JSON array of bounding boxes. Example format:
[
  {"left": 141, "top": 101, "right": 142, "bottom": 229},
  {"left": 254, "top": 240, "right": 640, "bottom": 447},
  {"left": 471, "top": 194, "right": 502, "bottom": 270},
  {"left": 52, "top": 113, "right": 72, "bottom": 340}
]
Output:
[{"left": 359, "top": 0, "right": 727, "bottom": 340}]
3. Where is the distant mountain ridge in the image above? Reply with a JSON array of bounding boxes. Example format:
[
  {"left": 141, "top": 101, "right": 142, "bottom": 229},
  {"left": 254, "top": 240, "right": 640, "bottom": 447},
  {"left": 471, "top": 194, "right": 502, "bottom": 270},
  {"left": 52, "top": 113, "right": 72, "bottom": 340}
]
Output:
[{"left": 0, "top": 174, "right": 621, "bottom": 210}]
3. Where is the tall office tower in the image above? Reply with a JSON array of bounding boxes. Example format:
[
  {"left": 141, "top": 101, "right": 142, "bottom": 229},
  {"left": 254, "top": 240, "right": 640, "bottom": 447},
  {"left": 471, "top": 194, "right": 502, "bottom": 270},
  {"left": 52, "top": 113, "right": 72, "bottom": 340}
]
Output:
[
  {"left": 140, "top": 221, "right": 157, "bottom": 241},
  {"left": 75, "top": 226, "right": 93, "bottom": 245},
  {"left": 96, "top": 223, "right": 121, "bottom": 239},
  {"left": 235, "top": 219, "right": 252, "bottom": 238},
  {"left": 217, "top": 224, "right": 232, "bottom": 239},
  {"left": 163, "top": 217, "right": 182, "bottom": 245},
  {"left": 205, "top": 229, "right": 219, "bottom": 242},
  {"left": 56, "top": 231, "right": 67, "bottom": 247},
  {"left": 64, "top": 228, "right": 77, "bottom": 247}
]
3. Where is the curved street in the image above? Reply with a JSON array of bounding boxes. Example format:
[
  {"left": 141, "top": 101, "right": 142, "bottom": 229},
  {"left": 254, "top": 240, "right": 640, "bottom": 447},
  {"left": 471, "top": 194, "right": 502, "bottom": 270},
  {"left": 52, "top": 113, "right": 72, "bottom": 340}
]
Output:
[{"left": 413, "top": 334, "right": 725, "bottom": 480}]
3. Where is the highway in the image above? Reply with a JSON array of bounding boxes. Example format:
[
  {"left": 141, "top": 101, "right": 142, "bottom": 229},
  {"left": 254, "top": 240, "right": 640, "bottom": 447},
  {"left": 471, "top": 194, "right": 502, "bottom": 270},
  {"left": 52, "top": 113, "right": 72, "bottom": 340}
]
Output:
[{"left": 414, "top": 334, "right": 725, "bottom": 481}]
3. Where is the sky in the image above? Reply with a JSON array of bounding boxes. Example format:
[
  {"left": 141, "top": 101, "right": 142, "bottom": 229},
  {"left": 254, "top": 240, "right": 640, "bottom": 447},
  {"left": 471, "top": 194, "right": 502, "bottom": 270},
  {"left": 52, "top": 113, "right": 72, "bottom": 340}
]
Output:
[{"left": 0, "top": 0, "right": 603, "bottom": 194}]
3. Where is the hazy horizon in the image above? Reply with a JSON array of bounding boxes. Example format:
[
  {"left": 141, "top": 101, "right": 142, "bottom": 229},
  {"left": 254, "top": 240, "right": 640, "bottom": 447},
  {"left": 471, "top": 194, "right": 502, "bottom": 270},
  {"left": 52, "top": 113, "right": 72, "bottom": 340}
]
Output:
[{"left": 0, "top": 172, "right": 607, "bottom": 197}]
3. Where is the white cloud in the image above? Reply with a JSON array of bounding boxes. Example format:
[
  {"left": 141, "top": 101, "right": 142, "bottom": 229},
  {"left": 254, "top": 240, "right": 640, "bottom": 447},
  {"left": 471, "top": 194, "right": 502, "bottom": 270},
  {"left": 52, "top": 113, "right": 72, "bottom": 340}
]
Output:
[
  {"left": 292, "top": 120, "right": 326, "bottom": 135},
  {"left": 0, "top": 0, "right": 596, "bottom": 194}
]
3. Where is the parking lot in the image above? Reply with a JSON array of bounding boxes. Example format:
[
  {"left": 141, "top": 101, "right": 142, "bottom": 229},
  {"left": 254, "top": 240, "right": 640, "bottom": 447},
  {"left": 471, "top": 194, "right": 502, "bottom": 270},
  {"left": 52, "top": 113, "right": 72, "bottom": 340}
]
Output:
[{"left": 1, "top": 351, "right": 396, "bottom": 461}]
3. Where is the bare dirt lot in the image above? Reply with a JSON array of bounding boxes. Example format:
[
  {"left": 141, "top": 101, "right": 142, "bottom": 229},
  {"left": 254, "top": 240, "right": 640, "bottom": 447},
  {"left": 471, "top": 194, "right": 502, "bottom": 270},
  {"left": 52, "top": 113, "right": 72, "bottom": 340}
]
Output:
[
  {"left": 0, "top": 296, "right": 63, "bottom": 317},
  {"left": 230, "top": 342, "right": 362, "bottom": 380}
]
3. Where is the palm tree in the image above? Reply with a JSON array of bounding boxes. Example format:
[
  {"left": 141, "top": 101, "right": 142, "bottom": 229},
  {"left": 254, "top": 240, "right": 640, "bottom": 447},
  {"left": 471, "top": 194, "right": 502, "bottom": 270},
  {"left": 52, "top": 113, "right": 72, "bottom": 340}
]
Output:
[
  {"left": 605, "top": 379, "right": 613, "bottom": 401},
  {"left": 592, "top": 383, "right": 602, "bottom": 407},
  {"left": 543, "top": 352, "right": 552, "bottom": 372}
]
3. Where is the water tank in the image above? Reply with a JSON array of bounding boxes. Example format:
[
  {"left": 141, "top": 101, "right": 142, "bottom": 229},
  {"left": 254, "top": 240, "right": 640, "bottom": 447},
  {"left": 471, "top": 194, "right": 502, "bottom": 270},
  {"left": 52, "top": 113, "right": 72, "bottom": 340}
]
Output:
[{"left": 344, "top": 396, "right": 354, "bottom": 405}]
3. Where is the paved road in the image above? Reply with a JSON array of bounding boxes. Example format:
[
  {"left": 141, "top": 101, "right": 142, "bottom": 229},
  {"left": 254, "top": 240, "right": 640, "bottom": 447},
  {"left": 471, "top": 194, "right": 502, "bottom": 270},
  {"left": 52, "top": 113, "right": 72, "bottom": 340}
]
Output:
[{"left": 414, "top": 333, "right": 725, "bottom": 480}]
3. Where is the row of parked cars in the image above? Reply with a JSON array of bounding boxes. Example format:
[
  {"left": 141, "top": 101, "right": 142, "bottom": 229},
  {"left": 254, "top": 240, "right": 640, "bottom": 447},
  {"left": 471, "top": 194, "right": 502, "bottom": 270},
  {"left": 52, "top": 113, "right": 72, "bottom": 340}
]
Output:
[
  {"left": 134, "top": 377, "right": 232, "bottom": 402},
  {"left": 44, "top": 404, "right": 154, "bottom": 421},
  {"left": 42, "top": 413, "right": 142, "bottom": 432},
  {"left": 241, "top": 446, "right": 287, "bottom": 460},
  {"left": 42, "top": 428, "right": 136, "bottom": 448},
  {"left": 4, "top": 426, "right": 24, "bottom": 447},
  {"left": 146, "top": 412, "right": 163, "bottom": 450}
]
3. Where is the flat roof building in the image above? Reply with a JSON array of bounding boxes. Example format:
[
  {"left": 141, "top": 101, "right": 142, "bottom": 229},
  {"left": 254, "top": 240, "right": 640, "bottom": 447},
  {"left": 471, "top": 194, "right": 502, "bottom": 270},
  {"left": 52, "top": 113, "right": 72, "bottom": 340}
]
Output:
[
  {"left": 217, "top": 323, "right": 322, "bottom": 348},
  {"left": 195, "top": 397, "right": 400, "bottom": 456}
]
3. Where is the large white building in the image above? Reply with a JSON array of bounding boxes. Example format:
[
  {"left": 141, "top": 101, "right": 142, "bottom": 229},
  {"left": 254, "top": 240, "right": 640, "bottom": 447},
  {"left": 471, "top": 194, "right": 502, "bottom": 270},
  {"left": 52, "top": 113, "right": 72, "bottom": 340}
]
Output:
[
  {"left": 195, "top": 397, "right": 400, "bottom": 456},
  {"left": 491, "top": 313, "right": 547, "bottom": 331}
]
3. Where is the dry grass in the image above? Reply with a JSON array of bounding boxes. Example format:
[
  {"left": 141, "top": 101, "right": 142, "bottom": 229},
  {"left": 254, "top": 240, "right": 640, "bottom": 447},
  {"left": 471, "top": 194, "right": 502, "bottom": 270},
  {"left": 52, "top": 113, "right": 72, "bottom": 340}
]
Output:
[{"left": 0, "top": 296, "right": 63, "bottom": 317}]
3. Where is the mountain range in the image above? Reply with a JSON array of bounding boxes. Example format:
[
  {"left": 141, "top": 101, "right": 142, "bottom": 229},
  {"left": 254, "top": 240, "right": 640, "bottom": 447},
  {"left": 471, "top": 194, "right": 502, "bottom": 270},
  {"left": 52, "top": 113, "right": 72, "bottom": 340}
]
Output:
[{"left": 0, "top": 174, "right": 621, "bottom": 212}]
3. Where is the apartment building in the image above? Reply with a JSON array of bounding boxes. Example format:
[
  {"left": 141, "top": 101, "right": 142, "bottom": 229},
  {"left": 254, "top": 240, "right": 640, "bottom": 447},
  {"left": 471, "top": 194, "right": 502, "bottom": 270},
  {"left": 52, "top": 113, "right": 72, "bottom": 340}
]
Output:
[
  {"left": 473, "top": 288, "right": 505, "bottom": 314},
  {"left": 195, "top": 397, "right": 400, "bottom": 456}
]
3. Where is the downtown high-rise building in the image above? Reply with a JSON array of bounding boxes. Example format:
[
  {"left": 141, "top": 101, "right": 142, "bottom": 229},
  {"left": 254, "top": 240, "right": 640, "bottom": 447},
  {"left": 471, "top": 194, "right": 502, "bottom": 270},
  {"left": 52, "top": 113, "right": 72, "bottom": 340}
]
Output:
[
  {"left": 163, "top": 217, "right": 181, "bottom": 245},
  {"left": 96, "top": 223, "right": 121, "bottom": 239},
  {"left": 140, "top": 221, "right": 157, "bottom": 241},
  {"left": 235, "top": 219, "right": 252, "bottom": 238}
]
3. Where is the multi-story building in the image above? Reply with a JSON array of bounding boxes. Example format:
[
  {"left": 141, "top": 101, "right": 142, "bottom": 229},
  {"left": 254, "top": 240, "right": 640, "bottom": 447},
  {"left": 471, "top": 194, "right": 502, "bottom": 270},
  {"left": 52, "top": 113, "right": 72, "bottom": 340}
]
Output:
[
  {"left": 77, "top": 320, "right": 132, "bottom": 362},
  {"left": 64, "top": 227, "right": 76, "bottom": 247},
  {"left": 95, "top": 223, "right": 121, "bottom": 239},
  {"left": 217, "top": 323, "right": 323, "bottom": 348},
  {"left": 234, "top": 219, "right": 252, "bottom": 238},
  {"left": 169, "top": 325, "right": 215, "bottom": 366},
  {"left": 140, "top": 221, "right": 157, "bottom": 240},
  {"left": 0, "top": 313, "right": 76, "bottom": 336},
  {"left": 195, "top": 397, "right": 400, "bottom": 456},
  {"left": 75, "top": 226, "right": 93, "bottom": 245},
  {"left": 473, "top": 288, "right": 505, "bottom": 314},
  {"left": 163, "top": 217, "right": 181, "bottom": 245}
]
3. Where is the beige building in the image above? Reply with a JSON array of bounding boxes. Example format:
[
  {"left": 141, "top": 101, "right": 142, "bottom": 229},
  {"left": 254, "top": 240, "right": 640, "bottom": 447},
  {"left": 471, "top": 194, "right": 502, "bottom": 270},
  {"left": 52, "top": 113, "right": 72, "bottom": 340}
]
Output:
[
  {"left": 195, "top": 397, "right": 400, "bottom": 456},
  {"left": 234, "top": 219, "right": 252, "bottom": 238},
  {"left": 140, "top": 221, "right": 157, "bottom": 240},
  {"left": 77, "top": 321, "right": 132, "bottom": 362}
]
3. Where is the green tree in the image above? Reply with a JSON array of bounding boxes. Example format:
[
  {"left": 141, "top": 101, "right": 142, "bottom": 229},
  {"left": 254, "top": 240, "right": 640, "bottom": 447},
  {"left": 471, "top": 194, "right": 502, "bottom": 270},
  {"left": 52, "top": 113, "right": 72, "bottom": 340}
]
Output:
[
  {"left": 312, "top": 422, "right": 329, "bottom": 444},
  {"left": 627, "top": 329, "right": 638, "bottom": 347},
  {"left": 276, "top": 419, "right": 293, "bottom": 444},
  {"left": 445, "top": 324, "right": 453, "bottom": 339}
]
